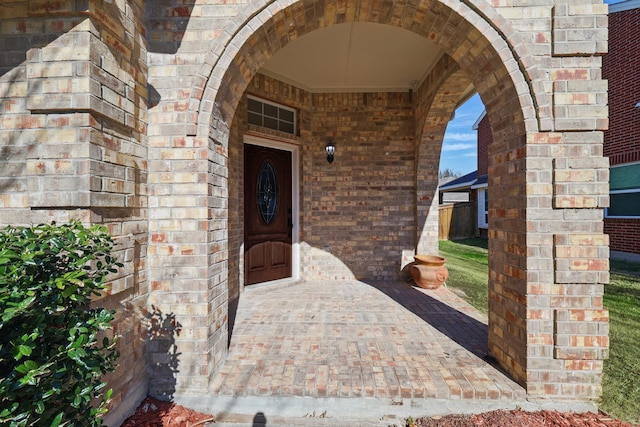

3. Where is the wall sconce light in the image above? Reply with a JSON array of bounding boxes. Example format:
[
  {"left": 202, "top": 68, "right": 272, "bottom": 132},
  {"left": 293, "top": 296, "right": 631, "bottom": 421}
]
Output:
[{"left": 325, "top": 139, "right": 336, "bottom": 164}]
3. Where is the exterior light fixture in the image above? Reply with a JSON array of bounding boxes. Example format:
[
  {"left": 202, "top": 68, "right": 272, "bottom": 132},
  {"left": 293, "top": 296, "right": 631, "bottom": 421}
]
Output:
[{"left": 325, "top": 140, "right": 336, "bottom": 163}]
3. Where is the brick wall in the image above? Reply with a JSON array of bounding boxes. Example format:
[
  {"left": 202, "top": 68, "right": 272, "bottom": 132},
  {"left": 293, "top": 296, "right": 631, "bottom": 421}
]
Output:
[
  {"left": 0, "top": 1, "right": 150, "bottom": 422},
  {"left": 306, "top": 91, "right": 415, "bottom": 280},
  {"left": 233, "top": 75, "right": 416, "bottom": 282},
  {"left": 605, "top": 219, "right": 640, "bottom": 255},
  {"left": 414, "top": 57, "right": 471, "bottom": 256},
  {"left": 603, "top": 6, "right": 640, "bottom": 256},
  {"left": 477, "top": 114, "right": 491, "bottom": 177},
  {"left": 604, "top": 7, "right": 640, "bottom": 164}
]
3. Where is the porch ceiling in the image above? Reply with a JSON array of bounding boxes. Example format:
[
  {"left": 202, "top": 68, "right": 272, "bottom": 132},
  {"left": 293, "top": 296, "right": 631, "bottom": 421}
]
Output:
[{"left": 260, "top": 22, "right": 445, "bottom": 93}]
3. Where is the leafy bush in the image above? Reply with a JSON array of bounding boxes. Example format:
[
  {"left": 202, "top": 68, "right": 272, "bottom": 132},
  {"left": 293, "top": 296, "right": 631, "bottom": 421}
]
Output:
[{"left": 0, "top": 221, "right": 121, "bottom": 426}]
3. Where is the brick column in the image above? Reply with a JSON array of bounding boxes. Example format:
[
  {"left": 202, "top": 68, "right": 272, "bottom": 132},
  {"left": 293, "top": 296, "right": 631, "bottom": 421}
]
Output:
[
  {"left": 519, "top": 2, "right": 609, "bottom": 401},
  {"left": 414, "top": 58, "right": 469, "bottom": 256},
  {"left": 522, "top": 132, "right": 610, "bottom": 400},
  {"left": 1, "top": 1, "right": 151, "bottom": 421}
]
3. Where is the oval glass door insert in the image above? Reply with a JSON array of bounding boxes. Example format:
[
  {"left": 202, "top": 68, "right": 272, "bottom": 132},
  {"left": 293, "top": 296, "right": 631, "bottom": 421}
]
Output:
[{"left": 257, "top": 160, "right": 279, "bottom": 224}]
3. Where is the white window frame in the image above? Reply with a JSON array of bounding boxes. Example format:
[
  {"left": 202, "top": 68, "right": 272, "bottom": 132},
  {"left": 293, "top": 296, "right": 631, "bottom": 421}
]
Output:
[
  {"left": 477, "top": 186, "right": 488, "bottom": 229},
  {"left": 247, "top": 95, "right": 297, "bottom": 135}
]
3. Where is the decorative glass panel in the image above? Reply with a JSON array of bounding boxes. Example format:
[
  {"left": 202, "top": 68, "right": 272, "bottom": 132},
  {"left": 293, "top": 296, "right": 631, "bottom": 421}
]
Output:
[{"left": 257, "top": 161, "right": 279, "bottom": 224}]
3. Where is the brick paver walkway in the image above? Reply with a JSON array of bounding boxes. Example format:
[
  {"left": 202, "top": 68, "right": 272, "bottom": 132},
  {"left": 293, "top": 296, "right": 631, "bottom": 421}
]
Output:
[{"left": 211, "top": 280, "right": 525, "bottom": 401}]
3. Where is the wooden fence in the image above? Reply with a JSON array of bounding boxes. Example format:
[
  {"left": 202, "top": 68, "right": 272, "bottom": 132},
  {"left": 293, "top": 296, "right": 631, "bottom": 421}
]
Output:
[{"left": 439, "top": 202, "right": 476, "bottom": 240}]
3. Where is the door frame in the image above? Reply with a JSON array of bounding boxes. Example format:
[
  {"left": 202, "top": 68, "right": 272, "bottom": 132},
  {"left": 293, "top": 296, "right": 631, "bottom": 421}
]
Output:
[{"left": 243, "top": 133, "right": 300, "bottom": 286}]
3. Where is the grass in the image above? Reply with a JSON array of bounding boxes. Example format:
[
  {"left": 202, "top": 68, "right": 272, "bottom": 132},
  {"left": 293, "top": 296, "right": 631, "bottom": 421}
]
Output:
[
  {"left": 438, "top": 239, "right": 640, "bottom": 424},
  {"left": 600, "top": 259, "right": 640, "bottom": 424},
  {"left": 438, "top": 238, "right": 489, "bottom": 314}
]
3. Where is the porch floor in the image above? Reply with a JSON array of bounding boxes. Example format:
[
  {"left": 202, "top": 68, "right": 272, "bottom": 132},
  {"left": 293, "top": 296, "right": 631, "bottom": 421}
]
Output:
[{"left": 210, "top": 279, "right": 525, "bottom": 402}]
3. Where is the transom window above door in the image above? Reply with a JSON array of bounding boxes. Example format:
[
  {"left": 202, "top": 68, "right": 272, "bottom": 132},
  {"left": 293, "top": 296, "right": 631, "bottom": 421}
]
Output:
[{"left": 247, "top": 96, "right": 296, "bottom": 135}]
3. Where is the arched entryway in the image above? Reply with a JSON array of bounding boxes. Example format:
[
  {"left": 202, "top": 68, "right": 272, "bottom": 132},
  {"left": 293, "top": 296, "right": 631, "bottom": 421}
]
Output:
[
  {"left": 201, "top": 0, "right": 541, "bottom": 389},
  {"left": 148, "top": 0, "right": 609, "bottom": 405}
]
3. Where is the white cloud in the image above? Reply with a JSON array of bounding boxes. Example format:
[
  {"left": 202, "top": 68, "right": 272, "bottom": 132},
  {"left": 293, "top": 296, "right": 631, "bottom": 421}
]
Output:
[
  {"left": 448, "top": 113, "right": 479, "bottom": 128},
  {"left": 444, "top": 132, "right": 477, "bottom": 142},
  {"left": 442, "top": 142, "right": 476, "bottom": 151}
]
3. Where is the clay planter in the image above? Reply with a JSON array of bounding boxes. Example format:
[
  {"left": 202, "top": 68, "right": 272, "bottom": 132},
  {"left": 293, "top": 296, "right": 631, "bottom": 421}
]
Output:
[{"left": 409, "top": 255, "right": 448, "bottom": 289}]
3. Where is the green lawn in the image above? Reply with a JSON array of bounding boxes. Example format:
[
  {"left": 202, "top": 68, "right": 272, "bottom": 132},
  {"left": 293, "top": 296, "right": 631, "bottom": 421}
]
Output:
[
  {"left": 439, "top": 238, "right": 489, "bottom": 313},
  {"left": 438, "top": 239, "right": 640, "bottom": 424},
  {"left": 601, "top": 259, "right": 640, "bottom": 424}
]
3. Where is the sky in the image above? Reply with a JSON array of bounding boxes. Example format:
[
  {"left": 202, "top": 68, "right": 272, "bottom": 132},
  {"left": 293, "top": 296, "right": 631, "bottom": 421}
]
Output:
[
  {"left": 439, "top": 93, "right": 484, "bottom": 176},
  {"left": 441, "top": 0, "right": 621, "bottom": 176}
]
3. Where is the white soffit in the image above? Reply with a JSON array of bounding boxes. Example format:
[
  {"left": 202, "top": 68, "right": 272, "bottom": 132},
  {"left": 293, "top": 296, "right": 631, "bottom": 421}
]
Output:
[{"left": 260, "top": 22, "right": 445, "bottom": 93}]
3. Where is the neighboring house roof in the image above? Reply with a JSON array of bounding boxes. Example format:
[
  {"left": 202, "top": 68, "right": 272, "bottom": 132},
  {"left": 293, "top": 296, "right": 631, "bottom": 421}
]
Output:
[
  {"left": 471, "top": 174, "right": 488, "bottom": 189},
  {"left": 439, "top": 170, "right": 478, "bottom": 191},
  {"left": 472, "top": 110, "right": 486, "bottom": 131},
  {"left": 438, "top": 175, "right": 457, "bottom": 187},
  {"left": 609, "top": 0, "right": 640, "bottom": 13}
]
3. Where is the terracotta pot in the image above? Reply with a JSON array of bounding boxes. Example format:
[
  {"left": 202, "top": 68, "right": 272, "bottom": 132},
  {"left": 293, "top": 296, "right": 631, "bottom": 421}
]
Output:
[{"left": 409, "top": 255, "right": 448, "bottom": 289}]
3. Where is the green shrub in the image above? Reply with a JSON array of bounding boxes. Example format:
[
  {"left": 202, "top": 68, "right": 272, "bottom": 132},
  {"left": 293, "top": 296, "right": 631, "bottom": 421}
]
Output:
[{"left": 0, "top": 221, "right": 122, "bottom": 426}]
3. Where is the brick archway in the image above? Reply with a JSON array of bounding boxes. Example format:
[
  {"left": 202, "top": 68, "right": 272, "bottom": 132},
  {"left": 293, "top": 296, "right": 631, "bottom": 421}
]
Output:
[
  {"left": 0, "top": 0, "right": 610, "bottom": 418},
  {"left": 191, "top": 0, "right": 549, "bottom": 133},
  {"left": 169, "top": 0, "right": 608, "bottom": 403},
  {"left": 200, "top": 0, "right": 544, "bottom": 388}
]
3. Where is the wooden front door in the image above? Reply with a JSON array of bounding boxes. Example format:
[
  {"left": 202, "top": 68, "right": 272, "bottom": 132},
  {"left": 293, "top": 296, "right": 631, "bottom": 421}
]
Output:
[{"left": 244, "top": 144, "right": 292, "bottom": 285}]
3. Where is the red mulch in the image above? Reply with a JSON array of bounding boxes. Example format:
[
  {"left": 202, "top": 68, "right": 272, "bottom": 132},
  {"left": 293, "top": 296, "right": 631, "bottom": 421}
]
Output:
[
  {"left": 413, "top": 409, "right": 638, "bottom": 427},
  {"left": 120, "top": 397, "right": 214, "bottom": 427},
  {"left": 120, "top": 397, "right": 638, "bottom": 427}
]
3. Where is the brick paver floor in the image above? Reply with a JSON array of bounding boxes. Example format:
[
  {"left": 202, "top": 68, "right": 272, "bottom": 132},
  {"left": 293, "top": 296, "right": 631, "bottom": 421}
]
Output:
[{"left": 211, "top": 280, "right": 525, "bottom": 401}]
